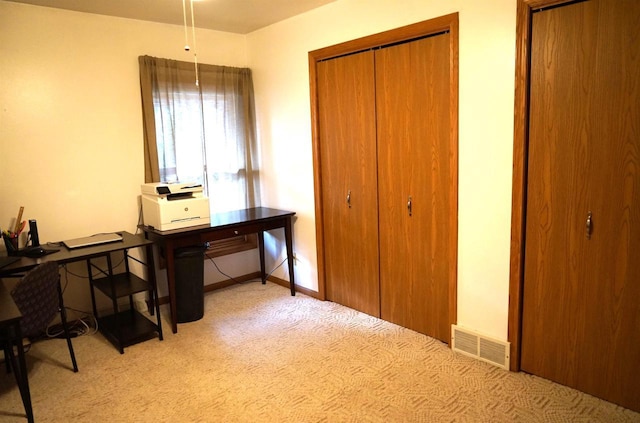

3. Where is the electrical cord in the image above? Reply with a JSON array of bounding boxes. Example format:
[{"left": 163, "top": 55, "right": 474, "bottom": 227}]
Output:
[
  {"left": 205, "top": 254, "right": 289, "bottom": 285},
  {"left": 60, "top": 256, "right": 125, "bottom": 283},
  {"left": 135, "top": 201, "right": 144, "bottom": 235},
  {"left": 46, "top": 308, "right": 98, "bottom": 339},
  {"left": 55, "top": 264, "right": 104, "bottom": 338}
]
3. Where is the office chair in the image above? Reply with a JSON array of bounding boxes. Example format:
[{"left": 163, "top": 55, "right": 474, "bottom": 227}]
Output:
[{"left": 2, "top": 261, "right": 78, "bottom": 373}]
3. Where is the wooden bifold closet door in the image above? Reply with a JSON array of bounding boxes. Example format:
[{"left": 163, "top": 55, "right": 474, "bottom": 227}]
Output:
[
  {"left": 313, "top": 17, "right": 457, "bottom": 345},
  {"left": 521, "top": 0, "right": 640, "bottom": 411},
  {"left": 376, "top": 33, "right": 451, "bottom": 342},
  {"left": 317, "top": 51, "right": 380, "bottom": 317}
]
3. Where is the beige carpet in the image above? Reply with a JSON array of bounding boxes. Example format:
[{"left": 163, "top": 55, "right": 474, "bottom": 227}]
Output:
[{"left": 1, "top": 281, "right": 639, "bottom": 422}]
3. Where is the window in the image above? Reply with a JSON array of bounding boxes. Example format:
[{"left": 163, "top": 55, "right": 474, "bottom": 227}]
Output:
[{"left": 139, "top": 56, "right": 261, "bottom": 255}]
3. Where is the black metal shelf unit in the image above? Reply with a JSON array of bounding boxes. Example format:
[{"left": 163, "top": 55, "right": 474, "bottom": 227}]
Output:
[{"left": 87, "top": 247, "right": 163, "bottom": 353}]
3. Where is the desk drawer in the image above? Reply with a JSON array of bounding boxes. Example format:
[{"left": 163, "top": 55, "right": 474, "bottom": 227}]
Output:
[
  {"left": 200, "top": 226, "right": 251, "bottom": 242},
  {"left": 199, "top": 218, "right": 286, "bottom": 243}
]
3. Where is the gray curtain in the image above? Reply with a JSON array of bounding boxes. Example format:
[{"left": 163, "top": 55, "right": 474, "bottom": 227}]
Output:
[{"left": 138, "top": 55, "right": 260, "bottom": 210}]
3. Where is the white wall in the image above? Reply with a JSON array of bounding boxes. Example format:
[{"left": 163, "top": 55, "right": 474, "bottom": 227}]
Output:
[
  {"left": 1, "top": 0, "right": 518, "bottom": 341},
  {"left": 248, "top": 0, "right": 517, "bottom": 340},
  {"left": 0, "top": 1, "right": 254, "bottom": 311}
]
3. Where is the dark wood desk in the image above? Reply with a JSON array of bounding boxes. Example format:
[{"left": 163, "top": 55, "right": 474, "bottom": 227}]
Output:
[
  {"left": 0, "top": 232, "right": 163, "bottom": 353},
  {"left": 140, "top": 207, "right": 296, "bottom": 333},
  {"left": 0, "top": 283, "right": 34, "bottom": 422}
]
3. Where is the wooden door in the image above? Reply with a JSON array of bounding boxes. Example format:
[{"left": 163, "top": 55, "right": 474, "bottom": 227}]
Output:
[
  {"left": 376, "top": 33, "right": 452, "bottom": 342},
  {"left": 522, "top": 0, "right": 640, "bottom": 411},
  {"left": 317, "top": 51, "right": 381, "bottom": 317}
]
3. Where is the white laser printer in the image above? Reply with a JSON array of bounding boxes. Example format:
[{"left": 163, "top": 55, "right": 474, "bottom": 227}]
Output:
[{"left": 141, "top": 182, "right": 210, "bottom": 231}]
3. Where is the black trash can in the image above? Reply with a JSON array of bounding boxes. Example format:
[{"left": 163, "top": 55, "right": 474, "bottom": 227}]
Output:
[{"left": 174, "top": 245, "right": 206, "bottom": 323}]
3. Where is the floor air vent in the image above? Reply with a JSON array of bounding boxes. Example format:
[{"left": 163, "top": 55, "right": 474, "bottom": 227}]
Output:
[{"left": 451, "top": 325, "right": 510, "bottom": 370}]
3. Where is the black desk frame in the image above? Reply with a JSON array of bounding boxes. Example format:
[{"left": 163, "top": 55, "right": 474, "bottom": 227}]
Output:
[
  {"left": 0, "top": 283, "right": 33, "bottom": 422},
  {"left": 0, "top": 232, "right": 163, "bottom": 353},
  {"left": 141, "top": 207, "right": 296, "bottom": 334},
  {"left": 0, "top": 231, "right": 164, "bottom": 420},
  {"left": 83, "top": 236, "right": 164, "bottom": 354}
]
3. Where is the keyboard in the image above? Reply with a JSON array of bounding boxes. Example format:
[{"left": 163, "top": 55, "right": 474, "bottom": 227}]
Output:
[{"left": 62, "top": 233, "right": 123, "bottom": 249}]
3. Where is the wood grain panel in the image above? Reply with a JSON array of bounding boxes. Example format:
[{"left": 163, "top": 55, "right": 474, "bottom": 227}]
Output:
[
  {"left": 576, "top": 0, "right": 640, "bottom": 407},
  {"left": 310, "top": 14, "right": 458, "bottom": 346},
  {"left": 377, "top": 33, "right": 451, "bottom": 342},
  {"left": 522, "top": 0, "right": 597, "bottom": 384},
  {"left": 310, "top": 14, "right": 458, "bottom": 62},
  {"left": 508, "top": 0, "right": 534, "bottom": 372},
  {"left": 317, "top": 51, "right": 380, "bottom": 317},
  {"left": 518, "top": 0, "right": 640, "bottom": 411}
]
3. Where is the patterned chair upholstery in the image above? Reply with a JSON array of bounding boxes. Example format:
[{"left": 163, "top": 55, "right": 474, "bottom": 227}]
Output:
[{"left": 3, "top": 261, "right": 78, "bottom": 373}]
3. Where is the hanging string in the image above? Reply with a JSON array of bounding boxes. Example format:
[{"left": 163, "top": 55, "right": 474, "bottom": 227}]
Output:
[
  {"left": 182, "top": 0, "right": 190, "bottom": 51},
  {"left": 190, "top": 0, "right": 199, "bottom": 86},
  {"left": 182, "top": 0, "right": 198, "bottom": 86}
]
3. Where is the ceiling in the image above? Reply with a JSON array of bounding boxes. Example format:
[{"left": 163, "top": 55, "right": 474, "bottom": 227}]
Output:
[{"left": 5, "top": 0, "right": 337, "bottom": 34}]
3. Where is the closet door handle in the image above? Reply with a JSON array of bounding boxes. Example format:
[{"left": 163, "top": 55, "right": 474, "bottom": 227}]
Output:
[
  {"left": 407, "top": 196, "right": 412, "bottom": 216},
  {"left": 347, "top": 190, "right": 351, "bottom": 208},
  {"left": 586, "top": 211, "right": 593, "bottom": 240}
]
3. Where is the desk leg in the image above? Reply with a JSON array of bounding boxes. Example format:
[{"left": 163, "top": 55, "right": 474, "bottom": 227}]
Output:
[
  {"left": 9, "top": 325, "right": 34, "bottom": 422},
  {"left": 285, "top": 216, "right": 296, "bottom": 296},
  {"left": 258, "top": 231, "right": 266, "bottom": 284},
  {"left": 165, "top": 240, "right": 178, "bottom": 334},
  {"left": 146, "top": 244, "right": 163, "bottom": 341},
  {"left": 145, "top": 244, "right": 156, "bottom": 315}
]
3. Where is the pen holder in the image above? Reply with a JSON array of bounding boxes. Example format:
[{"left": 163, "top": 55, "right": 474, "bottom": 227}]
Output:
[{"left": 3, "top": 234, "right": 19, "bottom": 256}]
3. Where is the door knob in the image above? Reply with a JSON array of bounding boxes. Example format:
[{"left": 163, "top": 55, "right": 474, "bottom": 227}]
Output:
[{"left": 586, "top": 211, "right": 593, "bottom": 240}]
